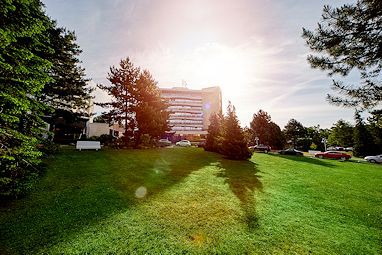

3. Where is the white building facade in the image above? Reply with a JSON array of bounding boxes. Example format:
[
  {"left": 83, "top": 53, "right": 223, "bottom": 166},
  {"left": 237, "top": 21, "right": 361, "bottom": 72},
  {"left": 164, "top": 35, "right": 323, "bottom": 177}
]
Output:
[{"left": 160, "top": 86, "right": 222, "bottom": 140}]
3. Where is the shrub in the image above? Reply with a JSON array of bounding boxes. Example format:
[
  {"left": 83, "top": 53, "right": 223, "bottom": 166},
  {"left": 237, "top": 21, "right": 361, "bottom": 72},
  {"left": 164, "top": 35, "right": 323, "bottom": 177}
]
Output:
[{"left": 38, "top": 140, "right": 60, "bottom": 156}]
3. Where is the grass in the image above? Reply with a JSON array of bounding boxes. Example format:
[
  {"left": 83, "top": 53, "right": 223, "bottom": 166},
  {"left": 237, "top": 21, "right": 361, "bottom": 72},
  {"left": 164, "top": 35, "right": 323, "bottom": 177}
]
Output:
[{"left": 0, "top": 147, "right": 381, "bottom": 254}]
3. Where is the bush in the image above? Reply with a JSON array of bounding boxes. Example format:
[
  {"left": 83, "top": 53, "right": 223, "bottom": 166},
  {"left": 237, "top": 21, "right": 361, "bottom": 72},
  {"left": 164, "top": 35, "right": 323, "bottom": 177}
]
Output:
[
  {"left": 99, "top": 134, "right": 114, "bottom": 145},
  {"left": 0, "top": 135, "right": 44, "bottom": 199},
  {"left": 310, "top": 142, "right": 318, "bottom": 150},
  {"left": 38, "top": 140, "right": 60, "bottom": 156},
  {"left": 139, "top": 134, "right": 151, "bottom": 148}
]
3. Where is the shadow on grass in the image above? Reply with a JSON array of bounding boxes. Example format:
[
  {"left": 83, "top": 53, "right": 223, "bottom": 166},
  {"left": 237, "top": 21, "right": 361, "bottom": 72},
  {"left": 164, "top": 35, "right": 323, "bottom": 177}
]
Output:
[
  {"left": 0, "top": 147, "right": 217, "bottom": 254},
  {"left": 267, "top": 152, "right": 336, "bottom": 168},
  {"left": 217, "top": 159, "right": 263, "bottom": 231}
]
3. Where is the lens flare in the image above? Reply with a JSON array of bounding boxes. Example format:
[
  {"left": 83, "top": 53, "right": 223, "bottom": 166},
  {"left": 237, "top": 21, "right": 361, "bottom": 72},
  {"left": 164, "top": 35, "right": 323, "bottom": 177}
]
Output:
[{"left": 135, "top": 186, "right": 147, "bottom": 198}]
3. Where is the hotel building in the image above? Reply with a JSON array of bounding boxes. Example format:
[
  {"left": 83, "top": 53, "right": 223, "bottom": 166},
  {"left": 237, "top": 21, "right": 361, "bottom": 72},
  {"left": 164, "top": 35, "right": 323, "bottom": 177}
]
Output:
[{"left": 160, "top": 86, "right": 222, "bottom": 141}]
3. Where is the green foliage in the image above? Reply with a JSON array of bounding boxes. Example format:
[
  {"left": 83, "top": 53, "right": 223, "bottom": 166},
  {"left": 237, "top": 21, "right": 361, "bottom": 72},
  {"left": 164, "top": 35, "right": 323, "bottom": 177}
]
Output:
[
  {"left": 40, "top": 25, "right": 92, "bottom": 113},
  {"left": 302, "top": 1, "right": 382, "bottom": 109},
  {"left": 0, "top": 0, "right": 90, "bottom": 198},
  {"left": 310, "top": 142, "right": 318, "bottom": 150},
  {"left": 138, "top": 134, "right": 152, "bottom": 148},
  {"left": 205, "top": 104, "right": 251, "bottom": 160},
  {"left": 250, "top": 110, "right": 285, "bottom": 149},
  {"left": 327, "top": 120, "right": 354, "bottom": 147},
  {"left": 38, "top": 139, "right": 60, "bottom": 156},
  {"left": 0, "top": 0, "right": 53, "bottom": 198},
  {"left": 353, "top": 112, "right": 375, "bottom": 157},
  {"left": 97, "top": 58, "right": 168, "bottom": 147},
  {"left": 134, "top": 70, "right": 169, "bottom": 144},
  {"left": 367, "top": 110, "right": 382, "bottom": 154},
  {"left": 283, "top": 119, "right": 307, "bottom": 148},
  {"left": 220, "top": 102, "right": 252, "bottom": 160},
  {"left": 250, "top": 110, "right": 271, "bottom": 145},
  {"left": 205, "top": 113, "right": 223, "bottom": 152},
  {"left": 97, "top": 58, "right": 140, "bottom": 143},
  {"left": 305, "top": 125, "right": 330, "bottom": 151}
]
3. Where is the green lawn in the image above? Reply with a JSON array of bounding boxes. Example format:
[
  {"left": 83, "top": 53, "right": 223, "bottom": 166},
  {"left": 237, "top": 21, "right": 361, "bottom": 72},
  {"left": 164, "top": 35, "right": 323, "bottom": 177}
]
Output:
[{"left": 1, "top": 148, "right": 381, "bottom": 254}]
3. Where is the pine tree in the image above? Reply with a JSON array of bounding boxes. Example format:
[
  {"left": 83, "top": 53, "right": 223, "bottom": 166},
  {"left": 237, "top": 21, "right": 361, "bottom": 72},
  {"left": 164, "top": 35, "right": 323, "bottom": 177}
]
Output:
[
  {"left": 41, "top": 25, "right": 92, "bottom": 114},
  {"left": 97, "top": 58, "right": 140, "bottom": 146},
  {"left": 302, "top": 1, "right": 382, "bottom": 109},
  {"left": 0, "top": 0, "right": 53, "bottom": 198},
  {"left": 205, "top": 113, "right": 223, "bottom": 152},
  {"left": 221, "top": 103, "right": 252, "bottom": 160},
  {"left": 367, "top": 110, "right": 382, "bottom": 154},
  {"left": 134, "top": 70, "right": 169, "bottom": 145},
  {"left": 97, "top": 58, "right": 168, "bottom": 147},
  {"left": 353, "top": 111, "right": 375, "bottom": 156}
]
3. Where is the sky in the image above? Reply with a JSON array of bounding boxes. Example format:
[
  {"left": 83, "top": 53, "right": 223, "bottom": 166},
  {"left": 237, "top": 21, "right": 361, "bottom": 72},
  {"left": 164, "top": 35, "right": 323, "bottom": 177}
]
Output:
[{"left": 43, "top": 0, "right": 357, "bottom": 128}]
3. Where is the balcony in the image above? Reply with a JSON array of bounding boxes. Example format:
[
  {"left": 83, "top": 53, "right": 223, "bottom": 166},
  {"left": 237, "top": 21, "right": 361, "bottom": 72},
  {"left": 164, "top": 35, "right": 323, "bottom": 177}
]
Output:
[{"left": 162, "top": 94, "right": 202, "bottom": 100}]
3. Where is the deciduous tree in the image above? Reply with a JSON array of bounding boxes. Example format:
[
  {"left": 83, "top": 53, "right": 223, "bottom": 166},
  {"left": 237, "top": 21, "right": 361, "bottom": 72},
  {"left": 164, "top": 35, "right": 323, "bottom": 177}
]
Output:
[
  {"left": 327, "top": 120, "right": 354, "bottom": 147},
  {"left": 249, "top": 109, "right": 285, "bottom": 149},
  {"left": 283, "top": 119, "right": 307, "bottom": 148},
  {"left": 250, "top": 110, "right": 272, "bottom": 145}
]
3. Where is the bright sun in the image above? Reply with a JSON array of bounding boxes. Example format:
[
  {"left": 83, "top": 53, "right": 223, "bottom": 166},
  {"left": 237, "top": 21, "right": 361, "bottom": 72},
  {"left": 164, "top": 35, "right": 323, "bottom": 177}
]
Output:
[{"left": 180, "top": 43, "right": 255, "bottom": 98}]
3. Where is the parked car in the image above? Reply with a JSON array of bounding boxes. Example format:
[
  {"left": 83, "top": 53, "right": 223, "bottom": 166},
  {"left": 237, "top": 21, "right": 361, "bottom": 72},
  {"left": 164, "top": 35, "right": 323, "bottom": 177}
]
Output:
[
  {"left": 249, "top": 144, "right": 271, "bottom": 153},
  {"left": 278, "top": 148, "right": 303, "bottom": 156},
  {"left": 364, "top": 154, "right": 382, "bottom": 163},
  {"left": 158, "top": 138, "right": 172, "bottom": 147},
  {"left": 176, "top": 140, "right": 191, "bottom": 147},
  {"left": 344, "top": 147, "right": 353, "bottom": 152},
  {"left": 315, "top": 151, "right": 351, "bottom": 160}
]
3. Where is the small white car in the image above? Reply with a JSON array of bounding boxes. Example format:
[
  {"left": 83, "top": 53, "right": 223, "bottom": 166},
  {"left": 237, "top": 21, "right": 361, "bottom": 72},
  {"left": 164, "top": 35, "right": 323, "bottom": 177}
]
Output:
[
  {"left": 364, "top": 154, "right": 382, "bottom": 163},
  {"left": 176, "top": 140, "right": 191, "bottom": 147}
]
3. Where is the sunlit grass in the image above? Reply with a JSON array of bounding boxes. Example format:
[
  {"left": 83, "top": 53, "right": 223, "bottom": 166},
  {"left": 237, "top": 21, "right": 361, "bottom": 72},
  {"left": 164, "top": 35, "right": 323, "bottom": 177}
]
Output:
[{"left": 0, "top": 148, "right": 381, "bottom": 254}]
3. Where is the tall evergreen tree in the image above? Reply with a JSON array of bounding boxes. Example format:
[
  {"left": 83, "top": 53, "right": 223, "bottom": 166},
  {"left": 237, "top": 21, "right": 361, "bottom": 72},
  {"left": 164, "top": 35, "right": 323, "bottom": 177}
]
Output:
[
  {"left": 134, "top": 70, "right": 169, "bottom": 145},
  {"left": 97, "top": 58, "right": 140, "bottom": 146},
  {"left": 41, "top": 25, "right": 92, "bottom": 113},
  {"left": 368, "top": 110, "right": 382, "bottom": 153},
  {"left": 302, "top": 0, "right": 382, "bottom": 109},
  {"left": 353, "top": 111, "right": 375, "bottom": 156},
  {"left": 0, "top": 0, "right": 53, "bottom": 198},
  {"left": 97, "top": 58, "right": 168, "bottom": 147},
  {"left": 221, "top": 102, "right": 251, "bottom": 160},
  {"left": 205, "top": 113, "right": 223, "bottom": 152}
]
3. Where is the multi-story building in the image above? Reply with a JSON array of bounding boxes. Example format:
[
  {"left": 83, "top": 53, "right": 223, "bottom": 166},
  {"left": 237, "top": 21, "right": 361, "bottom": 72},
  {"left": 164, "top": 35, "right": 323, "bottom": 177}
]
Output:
[{"left": 160, "top": 86, "right": 222, "bottom": 141}]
